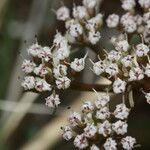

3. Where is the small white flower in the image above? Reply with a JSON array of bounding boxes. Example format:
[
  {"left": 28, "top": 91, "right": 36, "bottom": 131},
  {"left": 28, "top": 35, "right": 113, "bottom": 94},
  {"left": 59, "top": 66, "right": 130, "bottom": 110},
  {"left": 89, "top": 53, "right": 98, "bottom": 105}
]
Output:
[
  {"left": 115, "top": 40, "right": 130, "bottom": 52},
  {"left": 129, "top": 67, "right": 144, "bottom": 81},
  {"left": 74, "top": 134, "right": 88, "bottom": 149},
  {"left": 38, "top": 46, "right": 52, "bottom": 62},
  {"left": 121, "top": 136, "right": 136, "bottom": 150},
  {"left": 65, "top": 19, "right": 76, "bottom": 29},
  {"left": 106, "top": 14, "right": 119, "bottom": 28},
  {"left": 112, "top": 120, "right": 128, "bottom": 135},
  {"left": 121, "top": 0, "right": 136, "bottom": 11},
  {"left": 68, "top": 112, "right": 82, "bottom": 127},
  {"left": 21, "top": 60, "right": 36, "bottom": 74},
  {"left": 134, "top": 15, "right": 143, "bottom": 26},
  {"left": 145, "top": 92, "right": 150, "bottom": 104},
  {"left": 83, "top": 112, "right": 93, "bottom": 124},
  {"left": 105, "top": 63, "right": 119, "bottom": 76},
  {"left": 98, "top": 120, "right": 112, "bottom": 137},
  {"left": 96, "top": 107, "right": 110, "bottom": 120},
  {"left": 53, "top": 64, "right": 67, "bottom": 78},
  {"left": 92, "top": 60, "right": 105, "bottom": 75},
  {"left": 34, "top": 64, "right": 48, "bottom": 77},
  {"left": 121, "top": 13, "right": 134, "bottom": 25},
  {"left": 21, "top": 76, "right": 35, "bottom": 90},
  {"left": 86, "top": 14, "right": 103, "bottom": 31},
  {"left": 145, "top": 64, "right": 150, "bottom": 77},
  {"left": 121, "top": 55, "right": 133, "bottom": 67},
  {"left": 27, "top": 43, "right": 42, "bottom": 57},
  {"left": 113, "top": 78, "right": 127, "bottom": 94},
  {"left": 143, "top": 12, "right": 150, "bottom": 23},
  {"left": 136, "top": 43, "right": 149, "bottom": 57},
  {"left": 71, "top": 53, "right": 87, "bottom": 72},
  {"left": 45, "top": 94, "right": 60, "bottom": 108},
  {"left": 88, "top": 31, "right": 101, "bottom": 45},
  {"left": 82, "top": 101, "right": 95, "bottom": 113},
  {"left": 84, "top": 123, "right": 97, "bottom": 138},
  {"left": 138, "top": 0, "right": 150, "bottom": 9},
  {"left": 53, "top": 32, "right": 68, "bottom": 47},
  {"left": 54, "top": 47, "right": 70, "bottom": 60},
  {"left": 69, "top": 22, "right": 83, "bottom": 37},
  {"left": 107, "top": 50, "right": 121, "bottom": 61},
  {"left": 56, "top": 6, "right": 70, "bottom": 21},
  {"left": 103, "top": 138, "right": 117, "bottom": 150},
  {"left": 83, "top": 0, "right": 97, "bottom": 9},
  {"left": 95, "top": 94, "right": 110, "bottom": 108},
  {"left": 120, "top": 13, "right": 137, "bottom": 33},
  {"left": 35, "top": 78, "right": 51, "bottom": 92},
  {"left": 52, "top": 33, "right": 70, "bottom": 60},
  {"left": 62, "top": 126, "right": 73, "bottom": 141},
  {"left": 73, "top": 5, "right": 88, "bottom": 20},
  {"left": 124, "top": 20, "right": 137, "bottom": 33},
  {"left": 56, "top": 76, "right": 71, "bottom": 89},
  {"left": 114, "top": 103, "right": 130, "bottom": 120},
  {"left": 90, "top": 144, "right": 100, "bottom": 150}
]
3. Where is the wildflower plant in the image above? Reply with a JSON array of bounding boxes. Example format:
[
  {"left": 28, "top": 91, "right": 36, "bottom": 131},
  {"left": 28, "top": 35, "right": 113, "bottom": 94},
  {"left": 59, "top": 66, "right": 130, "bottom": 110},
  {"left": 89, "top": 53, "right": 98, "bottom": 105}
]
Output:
[{"left": 20, "top": 0, "right": 150, "bottom": 149}]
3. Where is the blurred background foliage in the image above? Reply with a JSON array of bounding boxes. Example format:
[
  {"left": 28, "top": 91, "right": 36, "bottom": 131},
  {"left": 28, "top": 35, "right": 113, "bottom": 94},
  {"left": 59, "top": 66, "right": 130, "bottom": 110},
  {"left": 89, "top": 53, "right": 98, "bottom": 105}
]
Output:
[{"left": 0, "top": 0, "right": 149, "bottom": 150}]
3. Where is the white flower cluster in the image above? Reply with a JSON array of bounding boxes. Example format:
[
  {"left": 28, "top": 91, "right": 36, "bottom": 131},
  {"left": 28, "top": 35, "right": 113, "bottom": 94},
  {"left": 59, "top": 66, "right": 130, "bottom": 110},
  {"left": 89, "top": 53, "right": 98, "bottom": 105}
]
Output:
[
  {"left": 56, "top": 0, "right": 103, "bottom": 45},
  {"left": 21, "top": 0, "right": 104, "bottom": 108},
  {"left": 22, "top": 31, "right": 88, "bottom": 108},
  {"left": 91, "top": 34, "right": 150, "bottom": 97},
  {"left": 106, "top": 1, "right": 150, "bottom": 43},
  {"left": 62, "top": 91, "right": 137, "bottom": 150}
]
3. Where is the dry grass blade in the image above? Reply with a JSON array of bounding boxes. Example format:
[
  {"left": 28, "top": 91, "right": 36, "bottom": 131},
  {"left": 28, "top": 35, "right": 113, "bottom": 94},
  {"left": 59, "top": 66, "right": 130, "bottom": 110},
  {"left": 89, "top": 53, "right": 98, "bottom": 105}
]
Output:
[
  {"left": 0, "top": 0, "right": 9, "bottom": 28},
  {"left": 0, "top": 92, "right": 39, "bottom": 142},
  {"left": 0, "top": 99, "right": 53, "bottom": 115}
]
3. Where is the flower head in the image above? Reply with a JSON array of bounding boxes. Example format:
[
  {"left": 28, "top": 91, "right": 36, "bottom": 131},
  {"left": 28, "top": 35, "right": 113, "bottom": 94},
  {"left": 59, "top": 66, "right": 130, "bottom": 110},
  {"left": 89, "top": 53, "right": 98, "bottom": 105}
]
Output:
[
  {"left": 121, "top": 136, "right": 136, "bottom": 150},
  {"left": 113, "top": 78, "right": 127, "bottom": 94},
  {"left": 56, "top": 6, "right": 70, "bottom": 21},
  {"left": 106, "top": 14, "right": 119, "bottom": 28},
  {"left": 45, "top": 94, "right": 60, "bottom": 108},
  {"left": 104, "top": 138, "right": 117, "bottom": 150},
  {"left": 114, "top": 103, "right": 130, "bottom": 120}
]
